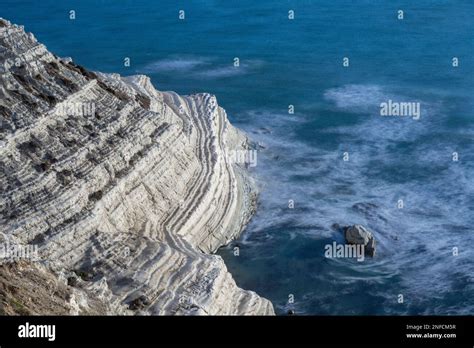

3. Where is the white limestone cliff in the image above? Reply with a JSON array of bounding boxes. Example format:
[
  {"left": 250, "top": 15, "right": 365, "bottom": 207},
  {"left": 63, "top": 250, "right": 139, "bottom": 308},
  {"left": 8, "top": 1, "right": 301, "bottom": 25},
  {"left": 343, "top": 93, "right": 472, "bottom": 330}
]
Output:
[{"left": 0, "top": 18, "right": 274, "bottom": 315}]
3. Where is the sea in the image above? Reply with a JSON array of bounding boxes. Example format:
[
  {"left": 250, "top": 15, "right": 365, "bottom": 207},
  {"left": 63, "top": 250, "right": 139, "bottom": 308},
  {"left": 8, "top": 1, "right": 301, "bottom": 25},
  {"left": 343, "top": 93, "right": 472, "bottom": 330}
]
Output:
[{"left": 3, "top": 0, "right": 473, "bottom": 315}]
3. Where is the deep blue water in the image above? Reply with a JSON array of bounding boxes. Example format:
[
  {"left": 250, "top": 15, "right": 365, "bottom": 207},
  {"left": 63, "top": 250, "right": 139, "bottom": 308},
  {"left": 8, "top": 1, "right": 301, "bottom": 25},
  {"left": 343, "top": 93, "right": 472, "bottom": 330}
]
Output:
[{"left": 3, "top": 0, "right": 473, "bottom": 315}]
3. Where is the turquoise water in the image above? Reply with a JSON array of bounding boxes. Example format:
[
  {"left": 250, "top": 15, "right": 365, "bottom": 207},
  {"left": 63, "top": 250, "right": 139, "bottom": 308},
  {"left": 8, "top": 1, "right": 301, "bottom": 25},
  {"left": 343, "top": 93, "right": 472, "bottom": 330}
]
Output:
[{"left": 3, "top": 0, "right": 473, "bottom": 315}]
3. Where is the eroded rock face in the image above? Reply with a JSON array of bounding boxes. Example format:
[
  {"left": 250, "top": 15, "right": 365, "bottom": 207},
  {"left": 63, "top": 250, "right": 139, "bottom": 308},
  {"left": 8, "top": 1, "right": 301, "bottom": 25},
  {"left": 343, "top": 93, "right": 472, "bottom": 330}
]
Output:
[
  {"left": 344, "top": 224, "right": 376, "bottom": 257},
  {"left": 0, "top": 18, "right": 274, "bottom": 315}
]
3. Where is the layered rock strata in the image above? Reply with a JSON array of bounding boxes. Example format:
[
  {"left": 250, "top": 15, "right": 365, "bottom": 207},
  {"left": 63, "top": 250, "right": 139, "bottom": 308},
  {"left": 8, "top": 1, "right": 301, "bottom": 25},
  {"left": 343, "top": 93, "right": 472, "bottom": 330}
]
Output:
[{"left": 0, "top": 18, "right": 274, "bottom": 315}]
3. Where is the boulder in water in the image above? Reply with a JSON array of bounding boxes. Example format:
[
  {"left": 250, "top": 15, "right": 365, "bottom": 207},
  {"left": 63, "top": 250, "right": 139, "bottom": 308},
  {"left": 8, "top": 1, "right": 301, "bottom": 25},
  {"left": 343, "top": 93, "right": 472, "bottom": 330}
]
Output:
[{"left": 343, "top": 224, "right": 376, "bottom": 257}]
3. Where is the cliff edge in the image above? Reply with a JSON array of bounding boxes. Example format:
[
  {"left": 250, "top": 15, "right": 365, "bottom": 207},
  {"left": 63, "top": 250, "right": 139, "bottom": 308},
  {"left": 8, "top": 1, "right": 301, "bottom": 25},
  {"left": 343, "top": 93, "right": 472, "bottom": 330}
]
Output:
[{"left": 0, "top": 18, "right": 274, "bottom": 315}]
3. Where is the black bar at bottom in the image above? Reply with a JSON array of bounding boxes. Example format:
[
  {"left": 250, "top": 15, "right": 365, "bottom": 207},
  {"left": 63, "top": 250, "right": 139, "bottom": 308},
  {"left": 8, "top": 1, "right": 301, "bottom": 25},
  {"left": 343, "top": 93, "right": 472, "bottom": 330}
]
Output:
[{"left": 0, "top": 316, "right": 472, "bottom": 346}]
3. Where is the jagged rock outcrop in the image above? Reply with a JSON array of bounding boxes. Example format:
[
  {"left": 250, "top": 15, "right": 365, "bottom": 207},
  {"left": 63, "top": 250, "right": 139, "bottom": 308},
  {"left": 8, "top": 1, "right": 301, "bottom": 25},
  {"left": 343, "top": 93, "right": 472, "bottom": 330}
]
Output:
[
  {"left": 0, "top": 18, "right": 274, "bottom": 315},
  {"left": 344, "top": 224, "right": 376, "bottom": 257}
]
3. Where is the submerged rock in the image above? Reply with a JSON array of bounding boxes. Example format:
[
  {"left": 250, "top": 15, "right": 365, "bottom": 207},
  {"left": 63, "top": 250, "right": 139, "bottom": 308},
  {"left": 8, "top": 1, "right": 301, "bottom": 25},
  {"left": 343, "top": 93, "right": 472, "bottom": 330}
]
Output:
[{"left": 343, "top": 224, "right": 376, "bottom": 257}]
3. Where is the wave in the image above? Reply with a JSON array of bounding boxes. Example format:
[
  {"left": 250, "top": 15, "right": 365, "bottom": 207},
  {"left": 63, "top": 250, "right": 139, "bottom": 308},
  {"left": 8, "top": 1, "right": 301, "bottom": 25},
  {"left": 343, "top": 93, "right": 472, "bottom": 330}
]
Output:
[
  {"left": 323, "top": 84, "right": 440, "bottom": 120},
  {"left": 140, "top": 57, "right": 209, "bottom": 73},
  {"left": 324, "top": 84, "right": 391, "bottom": 113},
  {"left": 225, "top": 96, "right": 474, "bottom": 314},
  {"left": 195, "top": 60, "right": 264, "bottom": 78},
  {"left": 140, "top": 57, "right": 263, "bottom": 78}
]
